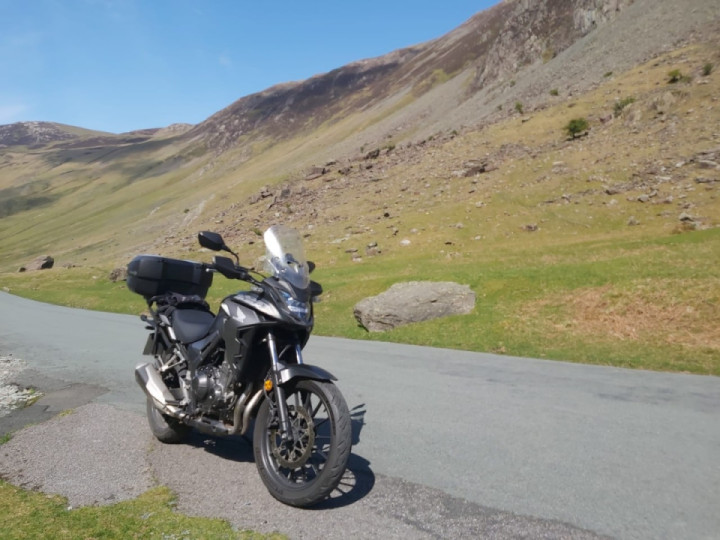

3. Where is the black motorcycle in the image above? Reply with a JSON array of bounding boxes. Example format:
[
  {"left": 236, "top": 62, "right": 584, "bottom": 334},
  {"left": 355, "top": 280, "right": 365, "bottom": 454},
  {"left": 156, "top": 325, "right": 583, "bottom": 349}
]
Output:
[{"left": 127, "top": 225, "right": 351, "bottom": 507}]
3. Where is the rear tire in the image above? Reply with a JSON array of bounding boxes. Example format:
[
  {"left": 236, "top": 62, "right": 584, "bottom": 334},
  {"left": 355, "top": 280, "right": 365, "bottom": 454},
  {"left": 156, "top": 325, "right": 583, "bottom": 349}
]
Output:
[
  {"left": 253, "top": 379, "right": 351, "bottom": 507},
  {"left": 146, "top": 398, "right": 191, "bottom": 444}
]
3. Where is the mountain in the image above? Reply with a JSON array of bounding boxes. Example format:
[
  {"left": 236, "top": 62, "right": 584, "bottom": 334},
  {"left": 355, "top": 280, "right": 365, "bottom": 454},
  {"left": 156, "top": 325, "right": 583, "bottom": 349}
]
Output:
[
  {"left": 0, "top": 0, "right": 719, "bottom": 270},
  {"left": 0, "top": 122, "right": 111, "bottom": 148},
  {"left": 182, "top": 0, "right": 714, "bottom": 159},
  {"left": 186, "top": 0, "right": 628, "bottom": 155}
]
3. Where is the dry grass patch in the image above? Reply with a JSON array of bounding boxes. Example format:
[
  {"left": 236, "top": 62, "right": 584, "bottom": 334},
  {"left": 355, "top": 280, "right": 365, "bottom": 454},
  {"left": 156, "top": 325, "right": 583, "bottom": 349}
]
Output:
[{"left": 526, "top": 279, "right": 720, "bottom": 351}]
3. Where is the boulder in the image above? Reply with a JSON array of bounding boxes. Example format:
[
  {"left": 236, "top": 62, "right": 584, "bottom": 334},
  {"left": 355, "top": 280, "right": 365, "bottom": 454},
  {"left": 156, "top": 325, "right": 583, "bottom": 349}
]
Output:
[
  {"left": 650, "top": 91, "right": 676, "bottom": 115},
  {"left": 354, "top": 281, "right": 475, "bottom": 332},
  {"left": 26, "top": 255, "right": 54, "bottom": 271},
  {"left": 364, "top": 148, "right": 381, "bottom": 160},
  {"left": 109, "top": 267, "right": 128, "bottom": 282},
  {"left": 460, "top": 159, "right": 497, "bottom": 177},
  {"left": 304, "top": 166, "right": 327, "bottom": 180}
]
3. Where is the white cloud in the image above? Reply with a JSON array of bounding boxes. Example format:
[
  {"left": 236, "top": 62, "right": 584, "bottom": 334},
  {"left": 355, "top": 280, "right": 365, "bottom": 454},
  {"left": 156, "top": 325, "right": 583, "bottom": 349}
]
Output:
[
  {"left": 0, "top": 104, "right": 29, "bottom": 125},
  {"left": 219, "top": 54, "right": 232, "bottom": 68},
  {"left": 0, "top": 31, "right": 42, "bottom": 59}
]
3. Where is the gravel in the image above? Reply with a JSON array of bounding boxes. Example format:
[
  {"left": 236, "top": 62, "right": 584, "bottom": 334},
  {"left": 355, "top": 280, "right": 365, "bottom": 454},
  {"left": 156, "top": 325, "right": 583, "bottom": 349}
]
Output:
[
  {"left": 0, "top": 401, "right": 607, "bottom": 539},
  {"left": 0, "top": 354, "right": 37, "bottom": 418},
  {"left": 0, "top": 403, "right": 154, "bottom": 506}
]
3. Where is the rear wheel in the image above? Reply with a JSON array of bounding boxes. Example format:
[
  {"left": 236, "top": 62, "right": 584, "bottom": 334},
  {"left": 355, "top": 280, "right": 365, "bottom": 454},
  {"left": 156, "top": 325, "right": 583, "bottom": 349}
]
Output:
[
  {"left": 146, "top": 398, "right": 191, "bottom": 444},
  {"left": 253, "top": 379, "right": 351, "bottom": 507}
]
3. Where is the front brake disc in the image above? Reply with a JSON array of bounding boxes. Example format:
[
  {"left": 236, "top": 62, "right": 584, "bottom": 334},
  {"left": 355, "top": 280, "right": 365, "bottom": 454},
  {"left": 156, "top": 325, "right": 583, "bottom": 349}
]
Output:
[{"left": 270, "top": 406, "right": 315, "bottom": 469}]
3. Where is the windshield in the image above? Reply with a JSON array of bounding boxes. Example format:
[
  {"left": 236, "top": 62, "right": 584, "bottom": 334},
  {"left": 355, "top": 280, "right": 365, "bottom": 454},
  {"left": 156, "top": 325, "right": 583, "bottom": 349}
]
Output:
[{"left": 263, "top": 225, "right": 310, "bottom": 290}]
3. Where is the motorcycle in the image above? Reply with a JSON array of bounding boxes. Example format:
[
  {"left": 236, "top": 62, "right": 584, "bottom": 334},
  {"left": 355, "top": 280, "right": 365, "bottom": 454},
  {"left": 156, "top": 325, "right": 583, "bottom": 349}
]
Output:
[{"left": 127, "top": 225, "right": 352, "bottom": 507}]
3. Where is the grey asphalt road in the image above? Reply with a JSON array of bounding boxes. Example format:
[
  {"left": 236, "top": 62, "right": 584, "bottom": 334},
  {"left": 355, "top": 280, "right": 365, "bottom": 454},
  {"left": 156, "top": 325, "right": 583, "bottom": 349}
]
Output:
[{"left": 0, "top": 291, "right": 718, "bottom": 539}]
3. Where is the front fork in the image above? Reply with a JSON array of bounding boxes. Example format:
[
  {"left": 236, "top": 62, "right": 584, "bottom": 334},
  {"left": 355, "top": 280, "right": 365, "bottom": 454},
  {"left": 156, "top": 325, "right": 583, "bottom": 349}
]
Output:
[{"left": 266, "top": 332, "right": 295, "bottom": 440}]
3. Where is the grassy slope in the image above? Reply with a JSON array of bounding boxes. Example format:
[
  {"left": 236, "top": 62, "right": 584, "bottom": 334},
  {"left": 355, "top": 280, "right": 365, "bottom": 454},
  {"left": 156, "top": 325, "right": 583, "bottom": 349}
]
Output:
[
  {"left": 1, "top": 42, "right": 719, "bottom": 375},
  {"left": 299, "top": 42, "right": 720, "bottom": 374}
]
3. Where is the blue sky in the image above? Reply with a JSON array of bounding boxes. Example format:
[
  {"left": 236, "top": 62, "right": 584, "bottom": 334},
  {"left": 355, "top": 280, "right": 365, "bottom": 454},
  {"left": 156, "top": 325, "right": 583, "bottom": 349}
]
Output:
[{"left": 1, "top": 1, "right": 499, "bottom": 134}]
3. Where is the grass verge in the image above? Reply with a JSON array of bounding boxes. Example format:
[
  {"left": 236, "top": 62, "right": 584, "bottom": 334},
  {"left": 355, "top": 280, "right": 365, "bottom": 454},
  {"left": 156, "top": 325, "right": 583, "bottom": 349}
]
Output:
[{"left": 0, "top": 481, "right": 283, "bottom": 540}]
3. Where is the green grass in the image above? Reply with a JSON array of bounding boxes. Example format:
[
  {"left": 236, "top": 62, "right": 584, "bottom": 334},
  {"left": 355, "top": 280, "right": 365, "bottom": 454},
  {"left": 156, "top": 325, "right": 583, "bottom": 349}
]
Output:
[
  {"left": 0, "top": 481, "right": 283, "bottom": 540},
  {"left": 0, "top": 267, "right": 141, "bottom": 314},
  {"left": 3, "top": 228, "right": 718, "bottom": 375},
  {"left": 309, "top": 228, "right": 720, "bottom": 375}
]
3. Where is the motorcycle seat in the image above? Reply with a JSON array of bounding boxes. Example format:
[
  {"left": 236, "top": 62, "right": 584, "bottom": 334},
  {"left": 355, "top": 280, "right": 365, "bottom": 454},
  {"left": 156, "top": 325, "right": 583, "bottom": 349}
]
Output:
[{"left": 171, "top": 308, "right": 216, "bottom": 344}]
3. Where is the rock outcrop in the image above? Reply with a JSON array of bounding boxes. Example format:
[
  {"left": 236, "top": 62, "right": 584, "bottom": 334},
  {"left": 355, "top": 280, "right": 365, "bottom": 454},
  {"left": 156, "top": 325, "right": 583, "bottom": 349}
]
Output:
[
  {"left": 25, "top": 255, "right": 54, "bottom": 271},
  {"left": 354, "top": 281, "right": 475, "bottom": 332},
  {"left": 0, "top": 122, "right": 78, "bottom": 147},
  {"left": 108, "top": 267, "right": 128, "bottom": 282}
]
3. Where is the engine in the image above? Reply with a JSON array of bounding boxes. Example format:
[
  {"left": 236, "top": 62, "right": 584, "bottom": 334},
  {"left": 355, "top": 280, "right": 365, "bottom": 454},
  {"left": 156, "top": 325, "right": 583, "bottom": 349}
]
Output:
[{"left": 191, "top": 360, "right": 236, "bottom": 414}]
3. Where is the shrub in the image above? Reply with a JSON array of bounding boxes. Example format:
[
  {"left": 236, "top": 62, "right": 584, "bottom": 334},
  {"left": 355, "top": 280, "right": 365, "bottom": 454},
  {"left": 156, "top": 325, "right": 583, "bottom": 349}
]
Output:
[
  {"left": 515, "top": 101, "right": 524, "bottom": 114},
  {"left": 565, "top": 117, "right": 589, "bottom": 139},
  {"left": 702, "top": 62, "right": 714, "bottom": 76},
  {"left": 550, "top": 88, "right": 559, "bottom": 96},
  {"left": 668, "top": 69, "right": 692, "bottom": 84},
  {"left": 429, "top": 68, "right": 450, "bottom": 86},
  {"left": 614, "top": 96, "right": 636, "bottom": 117},
  {"left": 604, "top": 71, "right": 613, "bottom": 78}
]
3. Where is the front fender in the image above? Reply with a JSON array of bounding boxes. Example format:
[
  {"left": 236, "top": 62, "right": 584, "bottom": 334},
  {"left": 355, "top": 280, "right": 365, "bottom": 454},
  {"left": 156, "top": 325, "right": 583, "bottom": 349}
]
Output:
[{"left": 278, "top": 364, "right": 336, "bottom": 385}]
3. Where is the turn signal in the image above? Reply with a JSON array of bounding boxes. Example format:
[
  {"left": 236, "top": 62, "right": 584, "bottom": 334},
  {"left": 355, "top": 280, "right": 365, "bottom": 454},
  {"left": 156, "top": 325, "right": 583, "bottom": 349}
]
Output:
[{"left": 264, "top": 379, "right": 273, "bottom": 392}]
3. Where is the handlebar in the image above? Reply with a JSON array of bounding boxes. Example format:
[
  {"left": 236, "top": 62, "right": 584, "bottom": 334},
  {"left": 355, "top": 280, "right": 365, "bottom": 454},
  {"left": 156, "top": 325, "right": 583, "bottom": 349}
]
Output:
[
  {"left": 210, "top": 255, "right": 252, "bottom": 282},
  {"left": 209, "top": 255, "right": 322, "bottom": 296}
]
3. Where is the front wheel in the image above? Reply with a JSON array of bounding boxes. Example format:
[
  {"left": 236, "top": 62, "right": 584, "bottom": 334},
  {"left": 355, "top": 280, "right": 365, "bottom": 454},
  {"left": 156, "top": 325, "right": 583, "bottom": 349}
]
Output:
[{"left": 253, "top": 379, "right": 352, "bottom": 507}]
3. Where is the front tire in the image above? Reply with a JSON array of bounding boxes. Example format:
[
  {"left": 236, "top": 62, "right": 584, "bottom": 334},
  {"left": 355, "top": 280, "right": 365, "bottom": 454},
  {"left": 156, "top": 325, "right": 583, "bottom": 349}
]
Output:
[
  {"left": 146, "top": 398, "right": 191, "bottom": 444},
  {"left": 253, "top": 379, "right": 352, "bottom": 507}
]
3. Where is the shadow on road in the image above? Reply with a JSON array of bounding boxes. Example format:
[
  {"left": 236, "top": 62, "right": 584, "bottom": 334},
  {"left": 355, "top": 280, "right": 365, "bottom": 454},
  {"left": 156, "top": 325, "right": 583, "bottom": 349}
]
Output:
[
  {"left": 313, "top": 402, "right": 375, "bottom": 509},
  {"left": 178, "top": 401, "right": 375, "bottom": 508},
  {"left": 313, "top": 452, "right": 375, "bottom": 509},
  {"left": 183, "top": 430, "right": 255, "bottom": 461}
]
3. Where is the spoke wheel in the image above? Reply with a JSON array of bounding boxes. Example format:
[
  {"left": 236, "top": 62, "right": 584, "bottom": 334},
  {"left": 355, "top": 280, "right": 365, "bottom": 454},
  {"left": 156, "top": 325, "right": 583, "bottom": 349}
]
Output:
[{"left": 254, "top": 379, "right": 351, "bottom": 507}]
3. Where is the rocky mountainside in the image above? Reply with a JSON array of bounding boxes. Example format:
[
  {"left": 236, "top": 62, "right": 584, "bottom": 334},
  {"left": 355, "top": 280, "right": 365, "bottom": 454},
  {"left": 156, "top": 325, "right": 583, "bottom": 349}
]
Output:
[
  {"left": 186, "top": 0, "right": 638, "bottom": 155},
  {"left": 183, "top": 0, "right": 717, "bottom": 162},
  {"left": 0, "top": 0, "right": 718, "bottom": 270},
  {"left": 0, "top": 121, "right": 170, "bottom": 149},
  {"left": 0, "top": 122, "right": 93, "bottom": 147}
]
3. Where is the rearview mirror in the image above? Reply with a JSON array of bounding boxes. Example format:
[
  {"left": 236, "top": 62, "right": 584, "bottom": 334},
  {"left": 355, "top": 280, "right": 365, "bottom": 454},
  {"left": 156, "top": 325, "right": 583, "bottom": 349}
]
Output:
[{"left": 198, "top": 231, "right": 227, "bottom": 252}]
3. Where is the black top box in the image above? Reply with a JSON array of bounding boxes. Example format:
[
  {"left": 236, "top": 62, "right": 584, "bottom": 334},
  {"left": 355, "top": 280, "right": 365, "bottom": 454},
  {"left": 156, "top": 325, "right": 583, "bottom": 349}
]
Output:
[{"left": 127, "top": 255, "right": 212, "bottom": 299}]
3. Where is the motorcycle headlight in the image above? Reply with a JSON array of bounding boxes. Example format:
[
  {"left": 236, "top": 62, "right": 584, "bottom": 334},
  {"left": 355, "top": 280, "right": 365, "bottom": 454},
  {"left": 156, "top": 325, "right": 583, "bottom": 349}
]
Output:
[{"left": 280, "top": 290, "right": 310, "bottom": 319}]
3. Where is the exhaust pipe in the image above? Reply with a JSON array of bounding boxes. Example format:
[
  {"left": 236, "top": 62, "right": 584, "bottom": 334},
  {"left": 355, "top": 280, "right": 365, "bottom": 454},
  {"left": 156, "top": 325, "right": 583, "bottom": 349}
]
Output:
[
  {"left": 134, "top": 362, "right": 181, "bottom": 414},
  {"left": 135, "top": 362, "right": 264, "bottom": 436},
  {"left": 231, "top": 388, "right": 264, "bottom": 435}
]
